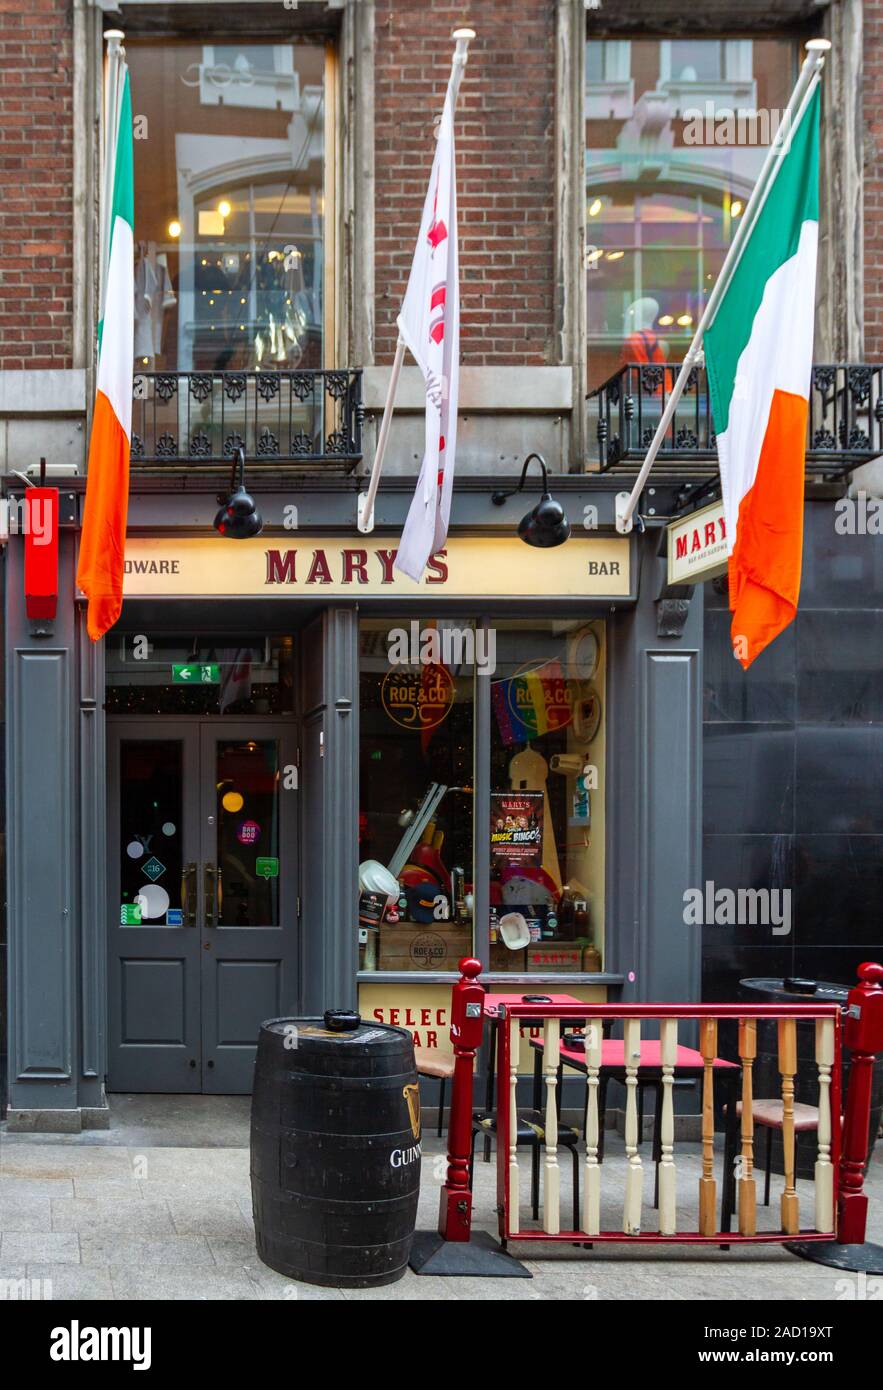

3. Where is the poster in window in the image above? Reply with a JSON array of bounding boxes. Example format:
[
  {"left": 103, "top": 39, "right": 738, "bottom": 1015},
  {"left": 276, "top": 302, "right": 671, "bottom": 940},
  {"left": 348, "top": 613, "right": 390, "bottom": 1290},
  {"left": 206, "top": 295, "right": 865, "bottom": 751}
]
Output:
[{"left": 490, "top": 791, "right": 543, "bottom": 868}]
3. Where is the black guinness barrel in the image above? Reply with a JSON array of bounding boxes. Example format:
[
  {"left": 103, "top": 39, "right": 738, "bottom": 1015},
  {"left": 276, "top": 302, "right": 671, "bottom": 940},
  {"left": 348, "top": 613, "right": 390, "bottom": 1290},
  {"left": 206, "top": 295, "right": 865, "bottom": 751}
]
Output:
[{"left": 250, "top": 1011, "right": 421, "bottom": 1288}]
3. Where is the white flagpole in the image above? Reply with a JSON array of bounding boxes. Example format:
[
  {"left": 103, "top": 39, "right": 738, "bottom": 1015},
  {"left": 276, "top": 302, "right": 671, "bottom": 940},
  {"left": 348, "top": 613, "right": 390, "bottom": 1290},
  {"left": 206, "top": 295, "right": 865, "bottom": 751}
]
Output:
[
  {"left": 357, "top": 27, "right": 475, "bottom": 535},
  {"left": 99, "top": 30, "right": 126, "bottom": 327},
  {"left": 614, "top": 38, "right": 830, "bottom": 535}
]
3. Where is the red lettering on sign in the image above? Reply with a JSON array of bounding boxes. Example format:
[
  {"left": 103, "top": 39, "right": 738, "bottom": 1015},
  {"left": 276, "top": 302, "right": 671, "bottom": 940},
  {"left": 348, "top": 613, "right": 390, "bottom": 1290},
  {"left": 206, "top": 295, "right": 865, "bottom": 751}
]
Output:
[
  {"left": 342, "top": 548, "right": 369, "bottom": 583},
  {"left": 690, "top": 529, "right": 701, "bottom": 553},
  {"left": 705, "top": 521, "right": 717, "bottom": 547},
  {"left": 306, "top": 549, "right": 332, "bottom": 584},
  {"left": 266, "top": 549, "right": 297, "bottom": 584},
  {"left": 376, "top": 548, "right": 397, "bottom": 583},
  {"left": 425, "top": 550, "right": 448, "bottom": 584},
  {"left": 676, "top": 535, "right": 688, "bottom": 559}
]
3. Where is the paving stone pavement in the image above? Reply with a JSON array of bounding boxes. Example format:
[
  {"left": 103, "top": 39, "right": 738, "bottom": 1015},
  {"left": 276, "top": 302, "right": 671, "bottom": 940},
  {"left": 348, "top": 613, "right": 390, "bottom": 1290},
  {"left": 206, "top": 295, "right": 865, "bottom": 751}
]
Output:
[{"left": 1, "top": 1106, "right": 880, "bottom": 1302}]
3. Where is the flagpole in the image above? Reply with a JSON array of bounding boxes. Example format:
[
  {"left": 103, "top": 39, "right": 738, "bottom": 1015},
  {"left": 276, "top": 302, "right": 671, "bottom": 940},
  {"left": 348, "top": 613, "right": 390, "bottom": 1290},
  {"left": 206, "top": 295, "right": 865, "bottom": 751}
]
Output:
[
  {"left": 357, "top": 27, "right": 475, "bottom": 535},
  {"left": 614, "top": 38, "right": 830, "bottom": 536},
  {"left": 99, "top": 31, "right": 126, "bottom": 327}
]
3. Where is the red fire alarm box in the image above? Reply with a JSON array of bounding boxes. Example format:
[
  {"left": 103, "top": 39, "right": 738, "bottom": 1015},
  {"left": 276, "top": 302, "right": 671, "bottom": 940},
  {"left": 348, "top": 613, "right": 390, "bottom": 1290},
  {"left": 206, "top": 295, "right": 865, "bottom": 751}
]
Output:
[{"left": 24, "top": 487, "right": 59, "bottom": 621}]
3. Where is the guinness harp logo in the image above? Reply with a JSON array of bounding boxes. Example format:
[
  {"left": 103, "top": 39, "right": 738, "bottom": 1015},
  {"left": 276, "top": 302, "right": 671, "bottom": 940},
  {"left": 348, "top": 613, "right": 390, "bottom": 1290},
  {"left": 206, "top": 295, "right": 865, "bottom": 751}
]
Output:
[{"left": 403, "top": 1083, "right": 421, "bottom": 1140}]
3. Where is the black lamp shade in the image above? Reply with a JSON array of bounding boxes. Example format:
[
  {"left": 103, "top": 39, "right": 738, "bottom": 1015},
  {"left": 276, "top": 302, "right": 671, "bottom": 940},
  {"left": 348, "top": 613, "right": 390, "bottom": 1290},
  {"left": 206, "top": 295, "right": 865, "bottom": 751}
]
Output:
[
  {"left": 517, "top": 493, "right": 571, "bottom": 548},
  {"left": 213, "top": 447, "right": 263, "bottom": 538}
]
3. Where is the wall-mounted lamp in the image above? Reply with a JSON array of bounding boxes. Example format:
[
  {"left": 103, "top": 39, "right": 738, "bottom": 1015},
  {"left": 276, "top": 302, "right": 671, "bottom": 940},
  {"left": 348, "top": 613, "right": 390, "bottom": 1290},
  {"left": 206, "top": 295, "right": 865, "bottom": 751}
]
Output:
[
  {"left": 213, "top": 447, "right": 263, "bottom": 539},
  {"left": 491, "top": 452, "right": 571, "bottom": 548}
]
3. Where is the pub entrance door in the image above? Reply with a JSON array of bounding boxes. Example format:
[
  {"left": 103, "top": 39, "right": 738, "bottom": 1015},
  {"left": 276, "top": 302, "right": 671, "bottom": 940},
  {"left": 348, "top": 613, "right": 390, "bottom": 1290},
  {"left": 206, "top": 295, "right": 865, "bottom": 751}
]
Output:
[{"left": 106, "top": 720, "right": 299, "bottom": 1094}]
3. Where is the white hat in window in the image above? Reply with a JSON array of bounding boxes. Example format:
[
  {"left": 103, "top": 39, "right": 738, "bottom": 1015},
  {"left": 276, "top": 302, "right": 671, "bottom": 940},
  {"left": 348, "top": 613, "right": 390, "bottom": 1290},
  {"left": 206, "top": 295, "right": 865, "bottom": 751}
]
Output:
[{"left": 499, "top": 912, "right": 531, "bottom": 951}]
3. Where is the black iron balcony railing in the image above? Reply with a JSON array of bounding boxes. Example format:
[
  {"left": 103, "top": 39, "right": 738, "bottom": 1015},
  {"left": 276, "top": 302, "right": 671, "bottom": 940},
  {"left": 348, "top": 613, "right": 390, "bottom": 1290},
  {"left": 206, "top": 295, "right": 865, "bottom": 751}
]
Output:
[
  {"left": 588, "top": 363, "right": 883, "bottom": 479},
  {"left": 130, "top": 369, "right": 363, "bottom": 472}
]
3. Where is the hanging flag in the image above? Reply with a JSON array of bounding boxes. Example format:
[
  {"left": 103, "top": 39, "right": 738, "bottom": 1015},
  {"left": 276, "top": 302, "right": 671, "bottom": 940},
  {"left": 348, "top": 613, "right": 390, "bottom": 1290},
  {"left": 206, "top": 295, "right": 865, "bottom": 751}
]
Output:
[
  {"left": 394, "top": 78, "right": 460, "bottom": 583},
  {"left": 77, "top": 59, "right": 134, "bottom": 641},
  {"left": 705, "top": 86, "right": 819, "bottom": 670}
]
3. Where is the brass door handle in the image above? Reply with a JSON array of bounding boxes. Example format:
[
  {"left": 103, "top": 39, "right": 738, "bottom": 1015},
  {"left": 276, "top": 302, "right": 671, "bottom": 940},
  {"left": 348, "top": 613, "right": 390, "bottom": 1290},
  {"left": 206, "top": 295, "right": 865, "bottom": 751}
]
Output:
[
  {"left": 181, "top": 863, "right": 197, "bottom": 927},
  {"left": 204, "top": 863, "right": 218, "bottom": 927}
]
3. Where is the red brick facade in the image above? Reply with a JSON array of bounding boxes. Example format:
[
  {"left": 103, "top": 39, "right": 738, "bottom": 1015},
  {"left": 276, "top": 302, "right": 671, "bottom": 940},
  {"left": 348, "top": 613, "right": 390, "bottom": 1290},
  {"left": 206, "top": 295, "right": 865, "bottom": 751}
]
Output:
[
  {"left": 373, "top": 0, "right": 556, "bottom": 366},
  {"left": 0, "top": 0, "right": 74, "bottom": 371}
]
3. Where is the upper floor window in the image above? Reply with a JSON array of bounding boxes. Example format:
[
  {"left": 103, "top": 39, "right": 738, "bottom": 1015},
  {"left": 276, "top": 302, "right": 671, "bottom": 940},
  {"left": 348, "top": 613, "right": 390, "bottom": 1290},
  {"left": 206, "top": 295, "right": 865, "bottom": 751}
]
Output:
[
  {"left": 127, "top": 38, "right": 330, "bottom": 373},
  {"left": 585, "top": 36, "right": 796, "bottom": 391}
]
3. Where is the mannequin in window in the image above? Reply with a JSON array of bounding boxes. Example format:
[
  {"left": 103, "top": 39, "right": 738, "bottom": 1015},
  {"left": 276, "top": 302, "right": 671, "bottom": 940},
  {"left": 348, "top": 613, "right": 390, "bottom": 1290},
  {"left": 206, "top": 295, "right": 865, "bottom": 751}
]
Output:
[{"left": 621, "top": 296, "right": 670, "bottom": 394}]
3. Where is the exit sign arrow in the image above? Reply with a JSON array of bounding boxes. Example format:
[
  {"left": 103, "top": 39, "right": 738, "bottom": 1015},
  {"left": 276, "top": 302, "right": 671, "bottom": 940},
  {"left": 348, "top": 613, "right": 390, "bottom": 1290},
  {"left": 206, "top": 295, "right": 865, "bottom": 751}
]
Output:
[{"left": 172, "top": 663, "right": 220, "bottom": 685}]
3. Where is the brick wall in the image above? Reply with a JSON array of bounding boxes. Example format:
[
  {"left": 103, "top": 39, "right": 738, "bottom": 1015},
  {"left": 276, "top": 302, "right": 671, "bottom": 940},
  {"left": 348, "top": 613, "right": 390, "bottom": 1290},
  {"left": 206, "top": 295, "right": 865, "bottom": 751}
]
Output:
[
  {"left": 0, "top": 0, "right": 73, "bottom": 370},
  {"left": 865, "top": 0, "right": 883, "bottom": 360},
  {"left": 373, "top": 0, "right": 556, "bottom": 365}
]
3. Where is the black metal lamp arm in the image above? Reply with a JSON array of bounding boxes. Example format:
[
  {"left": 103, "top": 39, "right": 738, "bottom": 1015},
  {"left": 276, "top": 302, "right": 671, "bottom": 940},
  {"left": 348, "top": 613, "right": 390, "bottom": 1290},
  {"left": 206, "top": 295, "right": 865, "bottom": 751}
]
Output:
[{"left": 491, "top": 452, "right": 550, "bottom": 505}]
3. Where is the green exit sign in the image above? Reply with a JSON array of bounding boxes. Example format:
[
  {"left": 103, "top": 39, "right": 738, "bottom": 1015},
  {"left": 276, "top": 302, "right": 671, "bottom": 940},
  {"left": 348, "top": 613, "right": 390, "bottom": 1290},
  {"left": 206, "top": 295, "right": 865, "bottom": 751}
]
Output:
[{"left": 172, "top": 663, "right": 220, "bottom": 685}]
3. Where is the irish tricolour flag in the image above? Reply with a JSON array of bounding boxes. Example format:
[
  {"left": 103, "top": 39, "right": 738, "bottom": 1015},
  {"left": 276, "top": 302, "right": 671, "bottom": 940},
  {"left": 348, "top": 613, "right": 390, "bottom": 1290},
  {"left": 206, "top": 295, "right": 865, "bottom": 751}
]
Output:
[
  {"left": 77, "top": 59, "right": 134, "bottom": 641},
  {"left": 705, "top": 86, "right": 820, "bottom": 670}
]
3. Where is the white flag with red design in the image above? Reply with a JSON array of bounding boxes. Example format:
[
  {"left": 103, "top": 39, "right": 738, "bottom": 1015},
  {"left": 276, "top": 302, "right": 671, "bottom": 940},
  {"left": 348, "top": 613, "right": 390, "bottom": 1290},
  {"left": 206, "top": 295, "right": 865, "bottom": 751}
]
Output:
[{"left": 394, "top": 78, "right": 459, "bottom": 582}]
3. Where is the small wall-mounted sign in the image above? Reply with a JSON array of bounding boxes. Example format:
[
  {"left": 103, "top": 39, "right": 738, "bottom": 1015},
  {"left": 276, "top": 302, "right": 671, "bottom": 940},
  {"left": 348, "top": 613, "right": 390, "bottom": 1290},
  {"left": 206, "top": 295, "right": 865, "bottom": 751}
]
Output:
[
  {"left": 667, "top": 500, "right": 728, "bottom": 586},
  {"left": 171, "top": 663, "right": 220, "bottom": 684}
]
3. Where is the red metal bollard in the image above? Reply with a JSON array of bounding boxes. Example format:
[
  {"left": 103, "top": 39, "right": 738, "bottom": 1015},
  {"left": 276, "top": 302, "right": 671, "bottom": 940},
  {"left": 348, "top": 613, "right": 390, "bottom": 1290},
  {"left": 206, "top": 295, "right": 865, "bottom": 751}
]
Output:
[
  {"left": 838, "top": 961, "right": 883, "bottom": 1245},
  {"left": 437, "top": 957, "right": 485, "bottom": 1242}
]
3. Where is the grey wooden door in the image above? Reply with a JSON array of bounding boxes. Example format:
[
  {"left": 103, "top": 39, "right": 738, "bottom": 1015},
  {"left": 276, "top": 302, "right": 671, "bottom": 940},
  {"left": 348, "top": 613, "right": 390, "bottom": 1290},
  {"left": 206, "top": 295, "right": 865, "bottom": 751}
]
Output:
[{"left": 107, "top": 720, "right": 299, "bottom": 1093}]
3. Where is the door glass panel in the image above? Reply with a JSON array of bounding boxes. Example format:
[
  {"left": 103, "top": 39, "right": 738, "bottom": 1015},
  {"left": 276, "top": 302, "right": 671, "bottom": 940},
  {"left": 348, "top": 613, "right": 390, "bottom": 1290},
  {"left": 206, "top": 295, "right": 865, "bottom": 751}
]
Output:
[
  {"left": 216, "top": 739, "right": 280, "bottom": 926},
  {"left": 120, "top": 742, "right": 185, "bottom": 927}
]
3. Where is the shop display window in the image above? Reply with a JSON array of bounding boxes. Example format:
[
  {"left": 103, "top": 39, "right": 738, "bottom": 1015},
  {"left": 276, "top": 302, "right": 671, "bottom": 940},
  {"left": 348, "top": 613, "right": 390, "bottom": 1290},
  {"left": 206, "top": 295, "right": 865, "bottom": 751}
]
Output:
[
  {"left": 358, "top": 617, "right": 606, "bottom": 977},
  {"left": 489, "top": 621, "right": 605, "bottom": 975},
  {"left": 359, "top": 619, "right": 476, "bottom": 973}
]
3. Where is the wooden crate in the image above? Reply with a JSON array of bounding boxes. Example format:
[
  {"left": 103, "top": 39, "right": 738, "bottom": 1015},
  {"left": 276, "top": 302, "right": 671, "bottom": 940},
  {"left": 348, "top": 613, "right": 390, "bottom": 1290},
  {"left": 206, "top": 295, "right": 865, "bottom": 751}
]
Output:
[
  {"left": 526, "top": 945, "right": 583, "bottom": 973},
  {"left": 378, "top": 923, "right": 473, "bottom": 972}
]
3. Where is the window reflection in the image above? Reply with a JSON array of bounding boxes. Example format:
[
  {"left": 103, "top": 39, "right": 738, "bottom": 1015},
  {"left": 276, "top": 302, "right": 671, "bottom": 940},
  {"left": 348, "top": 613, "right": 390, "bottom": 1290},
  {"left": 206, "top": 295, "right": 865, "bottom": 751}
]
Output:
[
  {"left": 128, "top": 39, "right": 326, "bottom": 372},
  {"left": 585, "top": 37, "right": 795, "bottom": 390}
]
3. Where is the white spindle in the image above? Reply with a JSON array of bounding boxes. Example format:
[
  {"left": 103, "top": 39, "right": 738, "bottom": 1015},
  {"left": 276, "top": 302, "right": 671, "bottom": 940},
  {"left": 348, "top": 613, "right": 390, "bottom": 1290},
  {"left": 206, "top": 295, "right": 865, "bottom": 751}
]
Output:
[
  {"left": 814, "top": 1016, "right": 835, "bottom": 1232},
  {"left": 582, "top": 1019, "right": 603, "bottom": 1236},
  {"left": 509, "top": 1015, "right": 521, "bottom": 1234},
  {"left": 657, "top": 1018, "right": 678, "bottom": 1234},
  {"left": 542, "top": 1017, "right": 561, "bottom": 1233},
  {"left": 622, "top": 1018, "right": 643, "bottom": 1234}
]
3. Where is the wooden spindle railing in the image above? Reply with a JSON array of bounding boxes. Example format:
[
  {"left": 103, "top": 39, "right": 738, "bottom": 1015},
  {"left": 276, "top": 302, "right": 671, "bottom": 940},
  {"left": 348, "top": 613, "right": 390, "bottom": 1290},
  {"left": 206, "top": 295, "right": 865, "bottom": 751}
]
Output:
[
  {"left": 657, "top": 1017, "right": 678, "bottom": 1234},
  {"left": 814, "top": 1016, "right": 835, "bottom": 1231},
  {"left": 622, "top": 1017, "right": 643, "bottom": 1235},
  {"left": 778, "top": 1017, "right": 799, "bottom": 1234},
  {"left": 509, "top": 1015, "right": 521, "bottom": 1235},
  {"left": 582, "top": 1019, "right": 602, "bottom": 1236},
  {"left": 542, "top": 1016, "right": 561, "bottom": 1234},
  {"left": 698, "top": 1017, "right": 717, "bottom": 1236},
  {"left": 738, "top": 1018, "right": 757, "bottom": 1236}
]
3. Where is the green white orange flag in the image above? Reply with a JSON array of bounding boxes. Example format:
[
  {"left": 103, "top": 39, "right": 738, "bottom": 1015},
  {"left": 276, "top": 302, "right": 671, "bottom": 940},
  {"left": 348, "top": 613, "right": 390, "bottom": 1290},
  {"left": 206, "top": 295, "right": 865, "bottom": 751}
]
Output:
[
  {"left": 705, "top": 86, "right": 820, "bottom": 670},
  {"left": 77, "top": 62, "right": 134, "bottom": 641}
]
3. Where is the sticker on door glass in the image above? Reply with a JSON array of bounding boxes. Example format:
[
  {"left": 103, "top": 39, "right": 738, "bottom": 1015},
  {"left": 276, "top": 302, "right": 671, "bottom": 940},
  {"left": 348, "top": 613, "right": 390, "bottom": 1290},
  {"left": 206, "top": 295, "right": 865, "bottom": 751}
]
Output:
[
  {"left": 120, "top": 903, "right": 142, "bottom": 925},
  {"left": 167, "top": 908, "right": 184, "bottom": 926},
  {"left": 135, "top": 885, "right": 170, "bottom": 920},
  {"left": 256, "top": 856, "right": 279, "bottom": 879},
  {"left": 237, "top": 820, "right": 260, "bottom": 845},
  {"left": 141, "top": 856, "right": 166, "bottom": 881}
]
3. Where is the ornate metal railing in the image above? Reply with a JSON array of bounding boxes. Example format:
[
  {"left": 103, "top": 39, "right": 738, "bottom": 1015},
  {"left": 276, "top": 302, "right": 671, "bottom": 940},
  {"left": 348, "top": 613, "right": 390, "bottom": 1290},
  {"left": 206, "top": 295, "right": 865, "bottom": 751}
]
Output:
[
  {"left": 588, "top": 363, "right": 883, "bottom": 478},
  {"left": 130, "top": 369, "right": 363, "bottom": 472}
]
